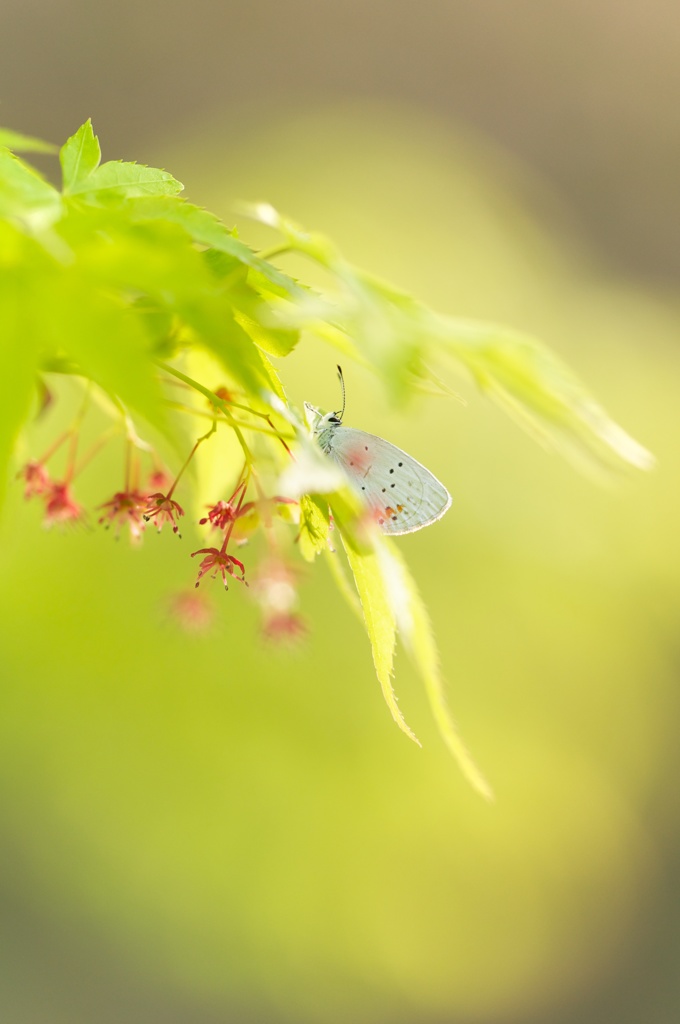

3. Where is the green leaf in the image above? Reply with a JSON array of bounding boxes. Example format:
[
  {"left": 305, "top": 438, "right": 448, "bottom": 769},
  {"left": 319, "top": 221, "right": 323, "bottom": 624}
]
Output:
[
  {"left": 68, "top": 161, "right": 183, "bottom": 199},
  {"left": 298, "top": 494, "right": 330, "bottom": 561},
  {"left": 182, "top": 301, "right": 272, "bottom": 399},
  {"left": 339, "top": 528, "right": 421, "bottom": 747},
  {"left": 377, "top": 542, "right": 493, "bottom": 799},
  {"left": 206, "top": 251, "right": 301, "bottom": 357},
  {"left": 322, "top": 547, "right": 362, "bottom": 618},
  {"left": 128, "top": 198, "right": 306, "bottom": 300},
  {"left": 0, "top": 269, "right": 41, "bottom": 507},
  {"left": 0, "top": 149, "right": 62, "bottom": 226},
  {"left": 233, "top": 292, "right": 300, "bottom": 358},
  {"left": 249, "top": 203, "right": 654, "bottom": 474},
  {"left": 256, "top": 350, "right": 287, "bottom": 404},
  {"left": 0, "top": 128, "right": 56, "bottom": 153},
  {"left": 66, "top": 306, "right": 166, "bottom": 432},
  {"left": 55, "top": 205, "right": 268, "bottom": 402},
  {"left": 60, "top": 119, "right": 101, "bottom": 194},
  {"left": 438, "top": 317, "right": 655, "bottom": 475},
  {"left": 32, "top": 270, "right": 169, "bottom": 444}
]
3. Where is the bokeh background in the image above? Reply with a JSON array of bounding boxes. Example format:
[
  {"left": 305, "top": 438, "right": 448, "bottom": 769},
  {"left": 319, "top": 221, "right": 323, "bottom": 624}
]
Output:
[{"left": 1, "top": 2, "right": 680, "bottom": 1022}]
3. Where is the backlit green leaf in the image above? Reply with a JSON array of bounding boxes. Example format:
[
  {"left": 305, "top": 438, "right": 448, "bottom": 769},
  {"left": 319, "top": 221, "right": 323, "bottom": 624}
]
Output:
[
  {"left": 31, "top": 271, "right": 169, "bottom": 443},
  {"left": 0, "top": 149, "right": 62, "bottom": 226},
  {"left": 69, "top": 161, "right": 183, "bottom": 199},
  {"left": 249, "top": 203, "right": 654, "bottom": 474},
  {"left": 128, "top": 198, "right": 306, "bottom": 299},
  {"left": 438, "top": 316, "right": 655, "bottom": 475},
  {"left": 298, "top": 494, "right": 330, "bottom": 561},
  {"left": 233, "top": 294, "right": 300, "bottom": 358},
  {"left": 60, "top": 119, "right": 101, "bottom": 194},
  {"left": 339, "top": 528, "right": 421, "bottom": 747},
  {"left": 377, "top": 541, "right": 493, "bottom": 799},
  {"left": 0, "top": 128, "right": 56, "bottom": 153}
]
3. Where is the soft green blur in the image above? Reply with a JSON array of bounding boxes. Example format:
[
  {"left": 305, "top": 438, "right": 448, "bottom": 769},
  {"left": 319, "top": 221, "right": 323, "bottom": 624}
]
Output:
[{"left": 1, "top": 103, "right": 679, "bottom": 1023}]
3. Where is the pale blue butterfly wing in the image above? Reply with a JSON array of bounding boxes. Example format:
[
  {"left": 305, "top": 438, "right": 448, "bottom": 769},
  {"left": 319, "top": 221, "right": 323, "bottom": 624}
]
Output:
[{"left": 326, "top": 426, "right": 451, "bottom": 535}]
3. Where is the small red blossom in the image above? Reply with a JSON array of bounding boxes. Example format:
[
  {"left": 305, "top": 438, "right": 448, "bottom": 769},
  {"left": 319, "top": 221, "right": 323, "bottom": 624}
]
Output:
[
  {"left": 199, "top": 494, "right": 297, "bottom": 544},
  {"left": 97, "top": 490, "right": 147, "bottom": 542},
  {"left": 191, "top": 547, "right": 247, "bottom": 589},
  {"left": 261, "top": 611, "right": 307, "bottom": 644},
  {"left": 198, "top": 499, "right": 252, "bottom": 530},
  {"left": 43, "top": 481, "right": 84, "bottom": 528},
  {"left": 147, "top": 468, "right": 170, "bottom": 492},
  {"left": 166, "top": 589, "right": 215, "bottom": 633},
  {"left": 252, "top": 558, "right": 306, "bottom": 643},
  {"left": 143, "top": 492, "right": 184, "bottom": 535},
  {"left": 19, "top": 460, "right": 51, "bottom": 499}
]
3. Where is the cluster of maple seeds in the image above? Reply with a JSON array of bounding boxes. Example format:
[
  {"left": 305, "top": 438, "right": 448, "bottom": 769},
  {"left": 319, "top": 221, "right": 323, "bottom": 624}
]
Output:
[{"left": 18, "top": 435, "right": 306, "bottom": 642}]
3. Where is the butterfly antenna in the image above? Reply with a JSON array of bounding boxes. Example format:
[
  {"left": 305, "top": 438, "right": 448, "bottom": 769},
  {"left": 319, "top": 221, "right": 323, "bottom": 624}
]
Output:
[{"left": 336, "top": 365, "right": 346, "bottom": 421}]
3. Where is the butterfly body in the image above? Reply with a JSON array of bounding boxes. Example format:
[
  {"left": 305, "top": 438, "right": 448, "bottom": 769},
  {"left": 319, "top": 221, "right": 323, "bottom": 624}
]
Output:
[{"left": 305, "top": 403, "right": 451, "bottom": 535}]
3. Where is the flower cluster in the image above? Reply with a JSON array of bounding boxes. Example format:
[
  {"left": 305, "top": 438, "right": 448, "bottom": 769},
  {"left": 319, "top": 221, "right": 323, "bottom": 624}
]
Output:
[
  {"left": 19, "top": 460, "right": 85, "bottom": 529},
  {"left": 190, "top": 480, "right": 297, "bottom": 594},
  {"left": 18, "top": 384, "right": 307, "bottom": 642}
]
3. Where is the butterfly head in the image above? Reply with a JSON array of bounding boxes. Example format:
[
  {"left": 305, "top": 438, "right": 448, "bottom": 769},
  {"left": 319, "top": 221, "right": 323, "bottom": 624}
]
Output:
[
  {"left": 305, "top": 367, "right": 346, "bottom": 450},
  {"left": 304, "top": 403, "right": 343, "bottom": 436},
  {"left": 304, "top": 403, "right": 344, "bottom": 455}
]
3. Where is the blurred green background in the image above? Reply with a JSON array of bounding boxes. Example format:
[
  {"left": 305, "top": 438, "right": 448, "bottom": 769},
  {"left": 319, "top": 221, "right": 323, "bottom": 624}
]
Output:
[{"left": 2, "top": 4, "right": 680, "bottom": 1022}]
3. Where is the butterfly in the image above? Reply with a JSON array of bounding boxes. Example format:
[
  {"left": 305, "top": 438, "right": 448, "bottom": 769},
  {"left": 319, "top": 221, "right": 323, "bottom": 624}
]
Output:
[{"left": 305, "top": 367, "right": 451, "bottom": 535}]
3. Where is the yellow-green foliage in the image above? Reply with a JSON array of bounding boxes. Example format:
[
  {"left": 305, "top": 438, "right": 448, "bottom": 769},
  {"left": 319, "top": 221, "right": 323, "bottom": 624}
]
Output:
[{"left": 0, "top": 120, "right": 652, "bottom": 799}]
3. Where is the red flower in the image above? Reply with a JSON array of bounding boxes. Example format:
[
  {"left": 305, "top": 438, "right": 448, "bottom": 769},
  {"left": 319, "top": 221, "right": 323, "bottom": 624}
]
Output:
[
  {"left": 147, "top": 468, "right": 170, "bottom": 492},
  {"left": 143, "top": 492, "right": 184, "bottom": 535},
  {"left": 166, "top": 589, "right": 215, "bottom": 633},
  {"left": 198, "top": 499, "right": 251, "bottom": 531},
  {"left": 199, "top": 495, "right": 296, "bottom": 539},
  {"left": 43, "top": 481, "right": 84, "bottom": 528},
  {"left": 18, "top": 460, "right": 51, "bottom": 499},
  {"left": 261, "top": 611, "right": 307, "bottom": 644},
  {"left": 97, "top": 490, "right": 147, "bottom": 542},
  {"left": 252, "top": 558, "right": 306, "bottom": 643},
  {"left": 191, "top": 547, "right": 247, "bottom": 589}
]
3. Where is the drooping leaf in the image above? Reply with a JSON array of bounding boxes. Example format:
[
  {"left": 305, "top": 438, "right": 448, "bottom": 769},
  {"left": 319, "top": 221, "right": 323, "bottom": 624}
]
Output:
[
  {"left": 247, "top": 202, "right": 655, "bottom": 474},
  {"left": 377, "top": 541, "right": 493, "bottom": 799},
  {"left": 322, "top": 547, "right": 362, "bottom": 618},
  {"left": 437, "top": 316, "right": 655, "bottom": 475},
  {"left": 339, "top": 528, "right": 421, "bottom": 746}
]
